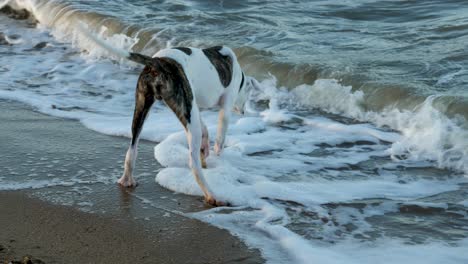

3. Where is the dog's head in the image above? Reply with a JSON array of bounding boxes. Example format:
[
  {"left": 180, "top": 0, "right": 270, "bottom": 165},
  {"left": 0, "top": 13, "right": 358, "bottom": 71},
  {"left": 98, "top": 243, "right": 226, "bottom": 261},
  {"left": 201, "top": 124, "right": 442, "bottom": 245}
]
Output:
[{"left": 234, "top": 75, "right": 257, "bottom": 114}]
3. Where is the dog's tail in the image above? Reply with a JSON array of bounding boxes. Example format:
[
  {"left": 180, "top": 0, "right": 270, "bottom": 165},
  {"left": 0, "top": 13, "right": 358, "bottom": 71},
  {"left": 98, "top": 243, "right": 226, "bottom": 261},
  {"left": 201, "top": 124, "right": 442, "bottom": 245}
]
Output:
[{"left": 77, "top": 22, "right": 161, "bottom": 69}]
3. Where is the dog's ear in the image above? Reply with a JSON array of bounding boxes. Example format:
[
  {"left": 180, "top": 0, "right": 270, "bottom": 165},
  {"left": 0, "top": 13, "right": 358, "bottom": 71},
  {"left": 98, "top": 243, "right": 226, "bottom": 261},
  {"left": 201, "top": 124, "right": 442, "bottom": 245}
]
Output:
[{"left": 247, "top": 77, "right": 262, "bottom": 92}]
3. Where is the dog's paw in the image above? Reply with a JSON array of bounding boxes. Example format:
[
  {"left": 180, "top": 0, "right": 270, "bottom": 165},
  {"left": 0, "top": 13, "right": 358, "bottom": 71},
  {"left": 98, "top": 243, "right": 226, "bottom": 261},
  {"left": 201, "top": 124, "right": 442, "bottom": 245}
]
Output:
[
  {"left": 214, "top": 143, "right": 223, "bottom": 156},
  {"left": 205, "top": 196, "right": 229, "bottom": 207},
  {"left": 118, "top": 176, "right": 137, "bottom": 187}
]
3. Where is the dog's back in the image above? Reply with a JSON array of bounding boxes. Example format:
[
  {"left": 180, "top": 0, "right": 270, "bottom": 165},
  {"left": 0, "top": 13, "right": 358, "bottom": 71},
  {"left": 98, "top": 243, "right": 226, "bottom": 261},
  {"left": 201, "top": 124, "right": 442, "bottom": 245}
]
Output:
[{"left": 153, "top": 46, "right": 242, "bottom": 108}]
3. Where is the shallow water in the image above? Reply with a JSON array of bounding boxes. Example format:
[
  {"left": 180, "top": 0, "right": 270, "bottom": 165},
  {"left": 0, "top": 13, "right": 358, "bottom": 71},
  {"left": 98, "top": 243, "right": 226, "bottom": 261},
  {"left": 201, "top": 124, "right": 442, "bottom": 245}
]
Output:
[{"left": 1, "top": 1, "right": 468, "bottom": 263}]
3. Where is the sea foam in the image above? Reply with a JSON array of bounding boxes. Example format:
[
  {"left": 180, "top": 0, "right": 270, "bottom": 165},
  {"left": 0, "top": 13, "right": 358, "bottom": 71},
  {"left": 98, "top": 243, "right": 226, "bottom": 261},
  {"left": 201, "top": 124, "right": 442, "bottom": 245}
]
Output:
[{"left": 153, "top": 102, "right": 467, "bottom": 263}]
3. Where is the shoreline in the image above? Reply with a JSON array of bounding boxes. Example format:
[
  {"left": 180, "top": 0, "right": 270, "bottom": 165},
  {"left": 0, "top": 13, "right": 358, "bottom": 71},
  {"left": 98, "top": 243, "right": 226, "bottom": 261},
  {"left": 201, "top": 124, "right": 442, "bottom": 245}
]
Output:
[
  {"left": 0, "top": 191, "right": 261, "bottom": 264},
  {"left": 0, "top": 100, "right": 263, "bottom": 264}
]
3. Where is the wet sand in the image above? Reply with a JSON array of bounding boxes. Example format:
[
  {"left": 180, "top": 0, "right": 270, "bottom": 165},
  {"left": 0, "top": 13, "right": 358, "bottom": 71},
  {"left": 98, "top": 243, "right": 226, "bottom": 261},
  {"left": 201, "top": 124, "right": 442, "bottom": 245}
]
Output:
[{"left": 0, "top": 100, "right": 263, "bottom": 264}]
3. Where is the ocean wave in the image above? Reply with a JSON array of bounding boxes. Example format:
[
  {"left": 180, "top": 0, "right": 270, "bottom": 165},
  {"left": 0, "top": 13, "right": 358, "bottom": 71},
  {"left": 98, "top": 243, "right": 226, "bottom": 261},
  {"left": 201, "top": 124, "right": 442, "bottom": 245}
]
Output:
[
  {"left": 253, "top": 76, "right": 468, "bottom": 175},
  {"left": 2, "top": 0, "right": 468, "bottom": 175},
  {"left": 4, "top": 0, "right": 468, "bottom": 119},
  {"left": 1, "top": 0, "right": 467, "bottom": 178}
]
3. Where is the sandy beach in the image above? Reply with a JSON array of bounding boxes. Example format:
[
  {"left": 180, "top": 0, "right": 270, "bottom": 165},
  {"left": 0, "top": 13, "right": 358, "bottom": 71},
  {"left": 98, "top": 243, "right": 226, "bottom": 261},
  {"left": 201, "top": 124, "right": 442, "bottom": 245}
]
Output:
[{"left": 0, "top": 100, "right": 263, "bottom": 264}]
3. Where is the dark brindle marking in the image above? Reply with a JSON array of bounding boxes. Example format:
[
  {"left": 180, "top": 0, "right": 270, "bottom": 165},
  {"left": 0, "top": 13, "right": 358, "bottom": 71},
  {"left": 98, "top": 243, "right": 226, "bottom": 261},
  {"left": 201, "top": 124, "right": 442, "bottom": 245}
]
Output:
[
  {"left": 130, "top": 68, "right": 155, "bottom": 145},
  {"left": 158, "top": 57, "right": 193, "bottom": 126},
  {"left": 202, "top": 46, "right": 233, "bottom": 87},
  {"left": 172, "top": 47, "right": 192, "bottom": 55},
  {"left": 132, "top": 58, "right": 193, "bottom": 132}
]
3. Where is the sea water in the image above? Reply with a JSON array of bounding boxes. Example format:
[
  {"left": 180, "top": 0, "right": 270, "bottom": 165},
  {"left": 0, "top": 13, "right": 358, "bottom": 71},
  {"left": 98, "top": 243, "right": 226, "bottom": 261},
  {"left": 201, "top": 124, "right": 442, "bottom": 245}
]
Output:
[{"left": 1, "top": 0, "right": 467, "bottom": 263}]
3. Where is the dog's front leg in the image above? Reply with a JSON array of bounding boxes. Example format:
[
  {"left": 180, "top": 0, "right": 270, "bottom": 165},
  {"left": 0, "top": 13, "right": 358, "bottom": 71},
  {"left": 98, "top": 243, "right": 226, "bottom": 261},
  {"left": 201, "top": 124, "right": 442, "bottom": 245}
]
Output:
[
  {"left": 200, "top": 119, "right": 209, "bottom": 168},
  {"left": 214, "top": 94, "right": 232, "bottom": 155},
  {"left": 119, "top": 82, "right": 155, "bottom": 187}
]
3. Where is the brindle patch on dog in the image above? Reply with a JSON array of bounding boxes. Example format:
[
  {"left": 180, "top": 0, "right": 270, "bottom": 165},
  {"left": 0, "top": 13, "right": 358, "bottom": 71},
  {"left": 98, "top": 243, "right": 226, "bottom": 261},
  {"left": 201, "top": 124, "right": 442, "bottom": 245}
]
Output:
[
  {"left": 202, "top": 46, "right": 233, "bottom": 87},
  {"left": 157, "top": 57, "right": 194, "bottom": 126},
  {"left": 134, "top": 57, "right": 193, "bottom": 128},
  {"left": 131, "top": 66, "right": 156, "bottom": 145}
]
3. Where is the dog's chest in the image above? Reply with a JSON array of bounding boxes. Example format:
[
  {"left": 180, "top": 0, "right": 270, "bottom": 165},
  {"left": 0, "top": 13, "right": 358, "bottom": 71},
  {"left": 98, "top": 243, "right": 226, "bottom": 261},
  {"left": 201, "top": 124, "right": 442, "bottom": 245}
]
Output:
[{"left": 154, "top": 48, "right": 226, "bottom": 108}]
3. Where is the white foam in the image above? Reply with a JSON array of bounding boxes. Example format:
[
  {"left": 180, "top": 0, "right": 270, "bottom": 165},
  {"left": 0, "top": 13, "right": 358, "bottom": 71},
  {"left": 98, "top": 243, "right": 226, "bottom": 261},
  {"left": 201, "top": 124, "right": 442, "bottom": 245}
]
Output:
[
  {"left": 304, "top": 238, "right": 468, "bottom": 264},
  {"left": 154, "top": 106, "right": 467, "bottom": 263},
  {"left": 293, "top": 79, "right": 365, "bottom": 118},
  {"left": 371, "top": 97, "right": 468, "bottom": 174},
  {"left": 76, "top": 21, "right": 131, "bottom": 60},
  {"left": 255, "top": 76, "right": 468, "bottom": 175}
]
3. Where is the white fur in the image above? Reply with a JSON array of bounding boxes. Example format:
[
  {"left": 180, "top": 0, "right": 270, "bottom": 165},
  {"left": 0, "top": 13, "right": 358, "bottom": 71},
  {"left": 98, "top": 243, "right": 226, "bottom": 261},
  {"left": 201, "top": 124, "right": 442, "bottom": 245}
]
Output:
[
  {"left": 186, "top": 102, "right": 214, "bottom": 200},
  {"left": 119, "top": 145, "right": 137, "bottom": 187}
]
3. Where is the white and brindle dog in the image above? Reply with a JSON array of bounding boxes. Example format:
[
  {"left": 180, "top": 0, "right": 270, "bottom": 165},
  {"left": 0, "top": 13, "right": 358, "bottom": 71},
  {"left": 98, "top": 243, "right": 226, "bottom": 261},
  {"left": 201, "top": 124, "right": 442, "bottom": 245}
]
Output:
[{"left": 82, "top": 28, "right": 251, "bottom": 206}]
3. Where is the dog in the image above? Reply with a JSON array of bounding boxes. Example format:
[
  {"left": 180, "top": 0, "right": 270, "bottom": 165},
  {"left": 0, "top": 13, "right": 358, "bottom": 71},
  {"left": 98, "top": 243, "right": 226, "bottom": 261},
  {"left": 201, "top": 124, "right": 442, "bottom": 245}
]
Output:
[{"left": 80, "top": 26, "right": 251, "bottom": 206}]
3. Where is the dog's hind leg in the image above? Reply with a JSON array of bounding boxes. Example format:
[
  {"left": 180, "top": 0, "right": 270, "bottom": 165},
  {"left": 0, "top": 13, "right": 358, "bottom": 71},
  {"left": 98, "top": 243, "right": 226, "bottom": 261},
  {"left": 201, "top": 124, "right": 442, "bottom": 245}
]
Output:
[
  {"left": 185, "top": 104, "right": 225, "bottom": 206},
  {"left": 119, "top": 79, "right": 155, "bottom": 187}
]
